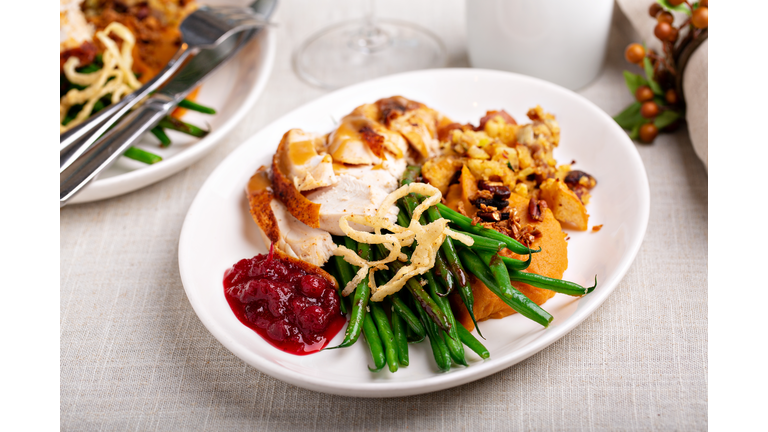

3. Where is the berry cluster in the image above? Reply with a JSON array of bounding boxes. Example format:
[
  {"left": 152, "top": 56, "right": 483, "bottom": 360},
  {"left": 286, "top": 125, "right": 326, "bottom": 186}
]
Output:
[{"left": 614, "top": 1, "right": 708, "bottom": 143}]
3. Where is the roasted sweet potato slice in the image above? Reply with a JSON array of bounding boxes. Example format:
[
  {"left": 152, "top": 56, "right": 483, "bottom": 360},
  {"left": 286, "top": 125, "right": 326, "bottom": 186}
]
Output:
[
  {"left": 451, "top": 192, "right": 568, "bottom": 331},
  {"left": 539, "top": 178, "right": 589, "bottom": 231}
]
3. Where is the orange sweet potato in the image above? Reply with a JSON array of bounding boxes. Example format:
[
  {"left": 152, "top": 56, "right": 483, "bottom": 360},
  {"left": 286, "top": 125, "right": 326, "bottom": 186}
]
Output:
[
  {"left": 451, "top": 192, "right": 568, "bottom": 331},
  {"left": 539, "top": 178, "right": 589, "bottom": 231}
]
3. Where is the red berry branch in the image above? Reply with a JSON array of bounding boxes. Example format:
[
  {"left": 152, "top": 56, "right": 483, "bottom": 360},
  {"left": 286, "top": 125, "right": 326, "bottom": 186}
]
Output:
[{"left": 613, "top": 0, "right": 708, "bottom": 143}]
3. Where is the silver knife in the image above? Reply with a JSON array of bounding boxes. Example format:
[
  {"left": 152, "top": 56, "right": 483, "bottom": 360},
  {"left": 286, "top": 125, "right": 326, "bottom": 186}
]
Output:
[{"left": 60, "top": 0, "right": 278, "bottom": 207}]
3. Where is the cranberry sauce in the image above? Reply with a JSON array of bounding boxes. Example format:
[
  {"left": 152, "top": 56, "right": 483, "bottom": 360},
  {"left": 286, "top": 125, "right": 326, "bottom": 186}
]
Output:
[{"left": 223, "top": 248, "right": 345, "bottom": 355}]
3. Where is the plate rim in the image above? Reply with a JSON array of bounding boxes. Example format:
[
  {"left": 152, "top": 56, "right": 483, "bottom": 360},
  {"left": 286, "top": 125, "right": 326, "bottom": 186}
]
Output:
[
  {"left": 68, "top": 27, "right": 278, "bottom": 204},
  {"left": 178, "top": 67, "right": 650, "bottom": 397}
]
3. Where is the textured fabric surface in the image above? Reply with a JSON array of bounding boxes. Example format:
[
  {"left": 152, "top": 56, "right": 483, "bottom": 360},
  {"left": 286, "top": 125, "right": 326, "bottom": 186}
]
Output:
[{"left": 60, "top": 1, "right": 708, "bottom": 430}]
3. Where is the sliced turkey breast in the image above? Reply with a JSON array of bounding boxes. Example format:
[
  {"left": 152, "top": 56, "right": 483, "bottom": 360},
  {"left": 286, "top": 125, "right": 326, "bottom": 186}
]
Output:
[
  {"left": 334, "top": 154, "right": 408, "bottom": 192},
  {"left": 278, "top": 129, "right": 337, "bottom": 192},
  {"left": 268, "top": 199, "right": 336, "bottom": 266},
  {"left": 247, "top": 167, "right": 336, "bottom": 267},
  {"left": 376, "top": 96, "right": 445, "bottom": 160},
  {"left": 326, "top": 114, "right": 411, "bottom": 165},
  {"left": 305, "top": 174, "right": 401, "bottom": 236}
]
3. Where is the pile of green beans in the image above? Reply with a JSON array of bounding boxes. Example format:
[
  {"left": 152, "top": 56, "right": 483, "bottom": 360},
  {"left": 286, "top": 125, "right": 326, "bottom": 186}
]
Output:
[
  {"left": 323, "top": 165, "right": 597, "bottom": 373},
  {"left": 61, "top": 62, "right": 216, "bottom": 165}
]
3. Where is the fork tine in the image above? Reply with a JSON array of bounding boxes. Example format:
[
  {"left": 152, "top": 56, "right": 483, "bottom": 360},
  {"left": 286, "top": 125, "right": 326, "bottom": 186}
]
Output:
[{"left": 179, "top": 4, "right": 272, "bottom": 49}]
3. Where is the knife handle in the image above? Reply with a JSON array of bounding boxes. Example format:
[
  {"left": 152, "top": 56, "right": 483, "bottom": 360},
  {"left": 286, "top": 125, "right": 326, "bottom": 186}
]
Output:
[{"left": 60, "top": 96, "right": 174, "bottom": 207}]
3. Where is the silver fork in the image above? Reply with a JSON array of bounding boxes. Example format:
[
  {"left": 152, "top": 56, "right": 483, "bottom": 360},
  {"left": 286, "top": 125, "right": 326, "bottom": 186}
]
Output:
[{"left": 59, "top": 2, "right": 273, "bottom": 172}]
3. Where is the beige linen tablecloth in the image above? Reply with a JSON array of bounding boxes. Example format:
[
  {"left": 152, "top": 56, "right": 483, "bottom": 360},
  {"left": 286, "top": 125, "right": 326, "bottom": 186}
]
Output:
[{"left": 60, "top": 1, "right": 708, "bottom": 429}]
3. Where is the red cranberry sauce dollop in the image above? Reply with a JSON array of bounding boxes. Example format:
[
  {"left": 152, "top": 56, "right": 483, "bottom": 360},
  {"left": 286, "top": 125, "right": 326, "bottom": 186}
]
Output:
[{"left": 223, "top": 251, "right": 345, "bottom": 355}]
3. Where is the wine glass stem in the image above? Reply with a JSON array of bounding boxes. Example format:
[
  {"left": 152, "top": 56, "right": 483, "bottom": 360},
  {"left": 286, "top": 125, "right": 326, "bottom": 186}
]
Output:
[
  {"left": 352, "top": 0, "right": 388, "bottom": 53},
  {"left": 363, "top": 0, "right": 375, "bottom": 29}
]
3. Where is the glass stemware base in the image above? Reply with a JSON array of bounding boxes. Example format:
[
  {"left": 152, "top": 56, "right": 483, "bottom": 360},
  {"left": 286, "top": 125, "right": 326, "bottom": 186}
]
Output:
[{"left": 294, "top": 19, "right": 446, "bottom": 90}]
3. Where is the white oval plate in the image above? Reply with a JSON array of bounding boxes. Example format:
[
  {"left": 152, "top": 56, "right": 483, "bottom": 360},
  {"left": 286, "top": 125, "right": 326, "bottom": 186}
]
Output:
[
  {"left": 68, "top": 26, "right": 277, "bottom": 204},
  {"left": 178, "top": 68, "right": 650, "bottom": 397}
]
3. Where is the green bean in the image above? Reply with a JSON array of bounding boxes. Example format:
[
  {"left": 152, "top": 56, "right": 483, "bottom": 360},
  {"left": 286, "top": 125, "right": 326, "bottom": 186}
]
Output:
[
  {"left": 391, "top": 293, "right": 426, "bottom": 339},
  {"left": 414, "top": 297, "right": 451, "bottom": 372},
  {"left": 436, "top": 203, "right": 539, "bottom": 255},
  {"left": 397, "top": 203, "right": 412, "bottom": 229},
  {"left": 123, "top": 147, "right": 162, "bottom": 164},
  {"left": 178, "top": 98, "right": 217, "bottom": 114},
  {"left": 331, "top": 235, "right": 356, "bottom": 313},
  {"left": 476, "top": 251, "right": 516, "bottom": 298},
  {"left": 362, "top": 312, "right": 386, "bottom": 372},
  {"left": 398, "top": 265, "right": 451, "bottom": 333},
  {"left": 509, "top": 271, "right": 598, "bottom": 296},
  {"left": 434, "top": 232, "right": 481, "bottom": 338},
  {"left": 457, "top": 231, "right": 507, "bottom": 253},
  {"left": 405, "top": 322, "right": 423, "bottom": 343},
  {"left": 425, "top": 272, "right": 467, "bottom": 366},
  {"left": 396, "top": 178, "right": 459, "bottom": 305},
  {"left": 61, "top": 104, "right": 81, "bottom": 126},
  {"left": 373, "top": 244, "right": 452, "bottom": 334},
  {"left": 501, "top": 253, "right": 532, "bottom": 272},
  {"left": 398, "top": 167, "right": 480, "bottom": 335},
  {"left": 396, "top": 207, "right": 410, "bottom": 228},
  {"left": 330, "top": 255, "right": 350, "bottom": 315},
  {"left": 415, "top": 195, "right": 482, "bottom": 335},
  {"left": 390, "top": 303, "right": 409, "bottom": 366},
  {"left": 328, "top": 240, "right": 370, "bottom": 349},
  {"left": 158, "top": 117, "right": 208, "bottom": 138},
  {"left": 401, "top": 165, "right": 422, "bottom": 185},
  {"left": 370, "top": 301, "right": 398, "bottom": 373},
  {"left": 374, "top": 269, "right": 426, "bottom": 340},
  {"left": 457, "top": 247, "right": 553, "bottom": 327},
  {"left": 400, "top": 192, "right": 425, "bottom": 224},
  {"left": 92, "top": 99, "right": 106, "bottom": 114},
  {"left": 344, "top": 237, "right": 384, "bottom": 370},
  {"left": 457, "top": 324, "right": 490, "bottom": 359},
  {"left": 150, "top": 126, "right": 171, "bottom": 148},
  {"left": 396, "top": 167, "right": 425, "bottom": 223},
  {"left": 75, "top": 62, "right": 102, "bottom": 74},
  {"left": 430, "top": 251, "right": 456, "bottom": 297}
]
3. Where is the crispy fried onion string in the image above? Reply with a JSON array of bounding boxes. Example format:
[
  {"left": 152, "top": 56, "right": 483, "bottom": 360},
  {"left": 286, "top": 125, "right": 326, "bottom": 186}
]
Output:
[
  {"left": 333, "top": 183, "right": 474, "bottom": 301},
  {"left": 60, "top": 22, "right": 142, "bottom": 133}
]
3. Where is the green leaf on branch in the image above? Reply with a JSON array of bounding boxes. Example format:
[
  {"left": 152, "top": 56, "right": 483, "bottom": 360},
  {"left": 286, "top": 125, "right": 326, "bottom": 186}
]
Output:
[
  {"left": 657, "top": 0, "right": 691, "bottom": 16},
  {"left": 629, "top": 123, "right": 642, "bottom": 140},
  {"left": 623, "top": 71, "right": 648, "bottom": 96},
  {"left": 643, "top": 57, "right": 664, "bottom": 95},
  {"left": 613, "top": 102, "right": 644, "bottom": 130},
  {"left": 654, "top": 110, "right": 680, "bottom": 129}
]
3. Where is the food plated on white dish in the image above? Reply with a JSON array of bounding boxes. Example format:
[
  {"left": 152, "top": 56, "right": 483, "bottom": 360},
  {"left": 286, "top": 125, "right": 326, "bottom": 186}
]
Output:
[
  {"left": 60, "top": 0, "right": 277, "bottom": 204},
  {"left": 178, "top": 68, "right": 650, "bottom": 397}
]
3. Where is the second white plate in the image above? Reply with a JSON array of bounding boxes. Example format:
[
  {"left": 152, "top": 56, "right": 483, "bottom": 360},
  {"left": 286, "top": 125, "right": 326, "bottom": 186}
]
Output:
[
  {"left": 178, "top": 68, "right": 650, "bottom": 397},
  {"left": 69, "top": 25, "right": 277, "bottom": 204}
]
